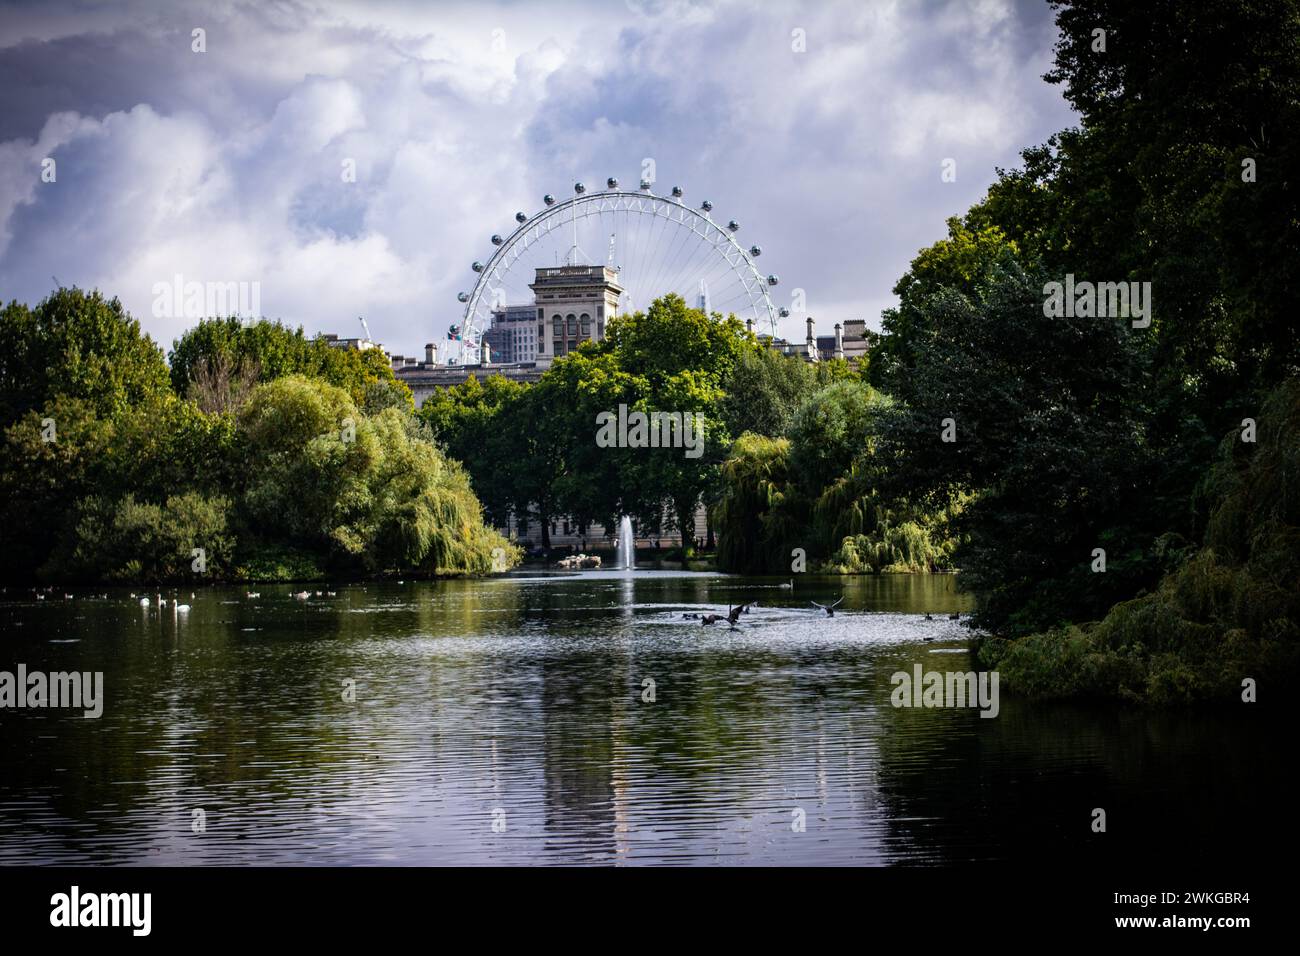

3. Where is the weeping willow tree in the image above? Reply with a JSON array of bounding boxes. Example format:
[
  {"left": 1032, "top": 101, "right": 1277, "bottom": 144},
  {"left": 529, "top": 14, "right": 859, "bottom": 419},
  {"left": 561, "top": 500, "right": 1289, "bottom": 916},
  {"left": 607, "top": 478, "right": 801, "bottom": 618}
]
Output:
[
  {"left": 983, "top": 378, "right": 1300, "bottom": 703},
  {"left": 825, "top": 520, "right": 940, "bottom": 574},
  {"left": 239, "top": 375, "right": 518, "bottom": 576},
  {"left": 815, "top": 468, "right": 964, "bottom": 574},
  {"left": 363, "top": 409, "right": 517, "bottom": 574},
  {"left": 713, "top": 380, "right": 962, "bottom": 574},
  {"left": 713, "top": 433, "right": 803, "bottom": 573}
]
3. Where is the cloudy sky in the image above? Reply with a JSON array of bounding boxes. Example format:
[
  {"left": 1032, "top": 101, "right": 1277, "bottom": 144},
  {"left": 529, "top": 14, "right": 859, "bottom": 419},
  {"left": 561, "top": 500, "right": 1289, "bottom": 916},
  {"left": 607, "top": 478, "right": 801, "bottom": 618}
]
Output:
[{"left": 0, "top": 0, "right": 1076, "bottom": 355}]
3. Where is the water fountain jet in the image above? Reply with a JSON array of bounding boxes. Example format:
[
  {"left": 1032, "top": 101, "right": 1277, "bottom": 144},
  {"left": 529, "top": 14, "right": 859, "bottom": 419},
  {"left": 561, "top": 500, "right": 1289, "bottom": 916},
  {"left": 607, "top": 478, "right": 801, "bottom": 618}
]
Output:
[{"left": 616, "top": 516, "right": 635, "bottom": 571}]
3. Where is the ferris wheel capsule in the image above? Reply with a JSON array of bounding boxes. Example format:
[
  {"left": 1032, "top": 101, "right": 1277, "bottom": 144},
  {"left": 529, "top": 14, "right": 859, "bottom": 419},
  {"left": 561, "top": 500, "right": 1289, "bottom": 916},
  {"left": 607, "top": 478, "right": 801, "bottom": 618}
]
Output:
[
  {"left": 671, "top": 186, "right": 683, "bottom": 198},
  {"left": 543, "top": 194, "right": 555, "bottom": 206},
  {"left": 574, "top": 182, "right": 586, "bottom": 194},
  {"left": 700, "top": 200, "right": 713, "bottom": 212},
  {"left": 750, "top": 245, "right": 762, "bottom": 257},
  {"left": 727, "top": 220, "right": 740, "bottom": 232},
  {"left": 779, "top": 308, "right": 790, "bottom": 318},
  {"left": 457, "top": 292, "right": 469, "bottom": 303},
  {"left": 767, "top": 274, "right": 779, "bottom": 286},
  {"left": 607, "top": 177, "right": 619, "bottom": 189},
  {"left": 515, "top": 211, "right": 527, "bottom": 223},
  {"left": 639, "top": 179, "right": 653, "bottom": 190},
  {"left": 472, "top": 261, "right": 484, "bottom": 273},
  {"left": 491, "top": 234, "right": 503, "bottom": 245}
]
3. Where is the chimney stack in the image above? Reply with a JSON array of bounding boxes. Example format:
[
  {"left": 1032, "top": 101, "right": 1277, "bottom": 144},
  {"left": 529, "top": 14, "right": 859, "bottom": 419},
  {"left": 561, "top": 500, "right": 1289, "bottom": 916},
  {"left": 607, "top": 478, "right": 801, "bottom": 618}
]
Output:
[
  {"left": 806, "top": 316, "right": 818, "bottom": 362},
  {"left": 425, "top": 342, "right": 437, "bottom": 365},
  {"left": 481, "top": 339, "right": 491, "bottom": 365},
  {"left": 834, "top": 323, "right": 844, "bottom": 360}
]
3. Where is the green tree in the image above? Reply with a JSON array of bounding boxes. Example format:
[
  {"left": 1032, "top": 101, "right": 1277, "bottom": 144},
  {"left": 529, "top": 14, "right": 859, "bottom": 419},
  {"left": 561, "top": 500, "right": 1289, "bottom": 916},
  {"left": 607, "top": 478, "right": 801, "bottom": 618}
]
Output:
[
  {"left": 720, "top": 345, "right": 813, "bottom": 439},
  {"left": 786, "top": 380, "right": 886, "bottom": 494},
  {"left": 170, "top": 318, "right": 412, "bottom": 413},
  {"left": 0, "top": 396, "right": 114, "bottom": 581},
  {"left": 50, "top": 492, "right": 235, "bottom": 583},
  {"left": 418, "top": 373, "right": 530, "bottom": 528},
  {"left": 0, "top": 288, "right": 170, "bottom": 426},
  {"left": 712, "top": 433, "right": 796, "bottom": 573},
  {"left": 239, "top": 375, "right": 515, "bottom": 574}
]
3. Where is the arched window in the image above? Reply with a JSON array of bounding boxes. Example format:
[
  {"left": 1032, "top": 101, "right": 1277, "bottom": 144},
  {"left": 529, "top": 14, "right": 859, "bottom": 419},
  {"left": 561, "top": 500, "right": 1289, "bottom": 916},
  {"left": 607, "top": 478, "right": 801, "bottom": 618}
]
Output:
[
  {"left": 580, "top": 312, "right": 591, "bottom": 336},
  {"left": 566, "top": 313, "right": 577, "bottom": 336}
]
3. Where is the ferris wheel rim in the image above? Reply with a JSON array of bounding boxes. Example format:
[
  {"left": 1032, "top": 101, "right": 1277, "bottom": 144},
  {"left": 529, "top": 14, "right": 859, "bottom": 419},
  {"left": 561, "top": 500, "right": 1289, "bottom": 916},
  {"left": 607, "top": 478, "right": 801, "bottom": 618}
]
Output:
[{"left": 456, "top": 187, "right": 780, "bottom": 353}]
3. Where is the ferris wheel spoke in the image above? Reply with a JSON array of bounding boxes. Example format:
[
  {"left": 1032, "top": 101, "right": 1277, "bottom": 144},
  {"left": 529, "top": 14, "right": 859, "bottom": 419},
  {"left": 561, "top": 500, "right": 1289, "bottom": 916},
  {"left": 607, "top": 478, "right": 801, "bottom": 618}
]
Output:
[
  {"left": 645, "top": 208, "right": 686, "bottom": 303},
  {"left": 663, "top": 230, "right": 716, "bottom": 304},
  {"left": 620, "top": 203, "right": 640, "bottom": 313},
  {"left": 636, "top": 206, "right": 666, "bottom": 308},
  {"left": 662, "top": 210, "right": 707, "bottom": 303}
]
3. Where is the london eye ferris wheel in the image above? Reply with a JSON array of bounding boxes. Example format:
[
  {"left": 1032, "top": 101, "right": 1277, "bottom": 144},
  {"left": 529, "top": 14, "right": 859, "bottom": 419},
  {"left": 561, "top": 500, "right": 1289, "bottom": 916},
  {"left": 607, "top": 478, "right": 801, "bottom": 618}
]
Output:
[{"left": 448, "top": 177, "right": 786, "bottom": 364}]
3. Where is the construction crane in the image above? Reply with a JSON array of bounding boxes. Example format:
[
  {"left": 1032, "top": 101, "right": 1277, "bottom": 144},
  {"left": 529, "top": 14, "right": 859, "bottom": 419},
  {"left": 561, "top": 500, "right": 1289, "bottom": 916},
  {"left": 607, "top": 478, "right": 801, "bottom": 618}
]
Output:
[{"left": 358, "top": 316, "right": 374, "bottom": 345}]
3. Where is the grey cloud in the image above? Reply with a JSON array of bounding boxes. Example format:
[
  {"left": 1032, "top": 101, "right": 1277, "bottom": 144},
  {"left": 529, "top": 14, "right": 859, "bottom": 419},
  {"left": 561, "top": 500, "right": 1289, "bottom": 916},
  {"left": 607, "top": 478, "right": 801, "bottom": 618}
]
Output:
[{"left": 0, "top": 0, "right": 1075, "bottom": 354}]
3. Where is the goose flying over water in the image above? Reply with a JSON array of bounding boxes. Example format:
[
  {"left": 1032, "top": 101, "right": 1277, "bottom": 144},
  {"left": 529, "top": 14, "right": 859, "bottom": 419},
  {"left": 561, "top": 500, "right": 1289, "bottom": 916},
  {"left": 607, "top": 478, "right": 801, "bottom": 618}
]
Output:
[
  {"left": 811, "top": 598, "right": 843, "bottom": 617},
  {"left": 701, "top": 603, "right": 751, "bottom": 628}
]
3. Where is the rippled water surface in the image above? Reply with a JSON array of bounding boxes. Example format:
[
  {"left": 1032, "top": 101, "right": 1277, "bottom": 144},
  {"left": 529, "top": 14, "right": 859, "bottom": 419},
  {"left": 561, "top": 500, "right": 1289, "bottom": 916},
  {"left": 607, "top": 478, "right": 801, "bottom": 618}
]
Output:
[{"left": 0, "top": 572, "right": 1283, "bottom": 865}]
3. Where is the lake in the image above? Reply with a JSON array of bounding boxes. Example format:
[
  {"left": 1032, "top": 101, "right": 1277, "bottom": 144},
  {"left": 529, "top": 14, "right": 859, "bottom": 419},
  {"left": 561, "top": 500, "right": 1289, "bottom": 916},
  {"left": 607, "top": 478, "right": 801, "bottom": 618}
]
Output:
[{"left": 0, "top": 571, "right": 1283, "bottom": 865}]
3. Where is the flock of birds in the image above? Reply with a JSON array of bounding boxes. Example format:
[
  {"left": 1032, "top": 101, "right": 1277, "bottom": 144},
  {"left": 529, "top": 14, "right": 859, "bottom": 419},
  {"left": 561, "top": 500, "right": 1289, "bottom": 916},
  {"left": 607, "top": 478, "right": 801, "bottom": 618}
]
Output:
[
  {"left": 22, "top": 582, "right": 965, "bottom": 635},
  {"left": 133, "top": 592, "right": 192, "bottom": 612},
  {"left": 286, "top": 590, "right": 337, "bottom": 599},
  {"left": 21, "top": 586, "right": 342, "bottom": 609},
  {"left": 679, "top": 582, "right": 965, "bottom": 630}
]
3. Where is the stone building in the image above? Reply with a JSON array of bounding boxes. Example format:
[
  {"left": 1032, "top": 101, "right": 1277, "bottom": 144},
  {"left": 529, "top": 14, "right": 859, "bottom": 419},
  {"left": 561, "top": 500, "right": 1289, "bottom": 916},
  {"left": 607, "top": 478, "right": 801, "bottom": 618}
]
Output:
[
  {"left": 766, "top": 316, "right": 874, "bottom": 363},
  {"left": 529, "top": 264, "right": 623, "bottom": 365}
]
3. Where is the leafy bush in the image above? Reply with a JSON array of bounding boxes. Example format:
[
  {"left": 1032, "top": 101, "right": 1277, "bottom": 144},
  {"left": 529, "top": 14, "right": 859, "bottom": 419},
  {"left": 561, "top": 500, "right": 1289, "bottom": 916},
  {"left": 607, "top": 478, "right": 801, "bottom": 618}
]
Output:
[{"left": 984, "top": 378, "right": 1300, "bottom": 703}]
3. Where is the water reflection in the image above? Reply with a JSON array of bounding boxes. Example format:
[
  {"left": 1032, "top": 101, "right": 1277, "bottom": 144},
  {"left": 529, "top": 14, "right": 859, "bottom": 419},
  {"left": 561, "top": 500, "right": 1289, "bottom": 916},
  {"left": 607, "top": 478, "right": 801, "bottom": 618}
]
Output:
[{"left": 0, "top": 574, "right": 1284, "bottom": 865}]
